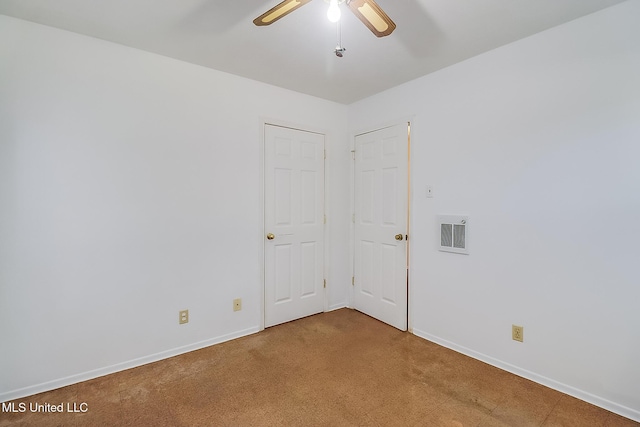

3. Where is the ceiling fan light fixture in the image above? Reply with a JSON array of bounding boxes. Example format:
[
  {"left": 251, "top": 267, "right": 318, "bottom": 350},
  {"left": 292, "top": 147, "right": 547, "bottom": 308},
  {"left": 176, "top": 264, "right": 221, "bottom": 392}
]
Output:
[
  {"left": 254, "top": 0, "right": 395, "bottom": 39},
  {"left": 327, "top": 0, "right": 341, "bottom": 22}
]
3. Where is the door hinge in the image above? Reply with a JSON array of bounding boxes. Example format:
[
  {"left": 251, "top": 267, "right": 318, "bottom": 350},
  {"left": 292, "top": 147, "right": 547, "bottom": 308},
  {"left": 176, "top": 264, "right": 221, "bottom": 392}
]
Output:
[
  {"left": 324, "top": 149, "right": 327, "bottom": 159},
  {"left": 323, "top": 279, "right": 327, "bottom": 289},
  {"left": 351, "top": 149, "right": 355, "bottom": 160},
  {"left": 352, "top": 276, "right": 355, "bottom": 286}
]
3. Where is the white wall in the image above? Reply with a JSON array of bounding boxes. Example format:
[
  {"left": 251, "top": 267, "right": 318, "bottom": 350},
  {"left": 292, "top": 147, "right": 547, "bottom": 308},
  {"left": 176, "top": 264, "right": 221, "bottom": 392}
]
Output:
[
  {"left": 0, "top": 15, "right": 350, "bottom": 400},
  {"left": 349, "top": 1, "right": 640, "bottom": 420},
  {"left": 2, "top": 1, "right": 639, "bottom": 420}
]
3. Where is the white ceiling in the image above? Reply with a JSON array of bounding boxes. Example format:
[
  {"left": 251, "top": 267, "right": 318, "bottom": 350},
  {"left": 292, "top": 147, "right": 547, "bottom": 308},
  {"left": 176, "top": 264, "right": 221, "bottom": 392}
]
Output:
[{"left": 0, "top": 0, "right": 627, "bottom": 104}]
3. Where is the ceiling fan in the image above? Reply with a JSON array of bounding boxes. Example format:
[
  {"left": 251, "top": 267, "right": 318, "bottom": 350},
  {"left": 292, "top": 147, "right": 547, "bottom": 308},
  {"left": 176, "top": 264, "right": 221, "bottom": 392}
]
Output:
[{"left": 253, "top": 0, "right": 396, "bottom": 38}]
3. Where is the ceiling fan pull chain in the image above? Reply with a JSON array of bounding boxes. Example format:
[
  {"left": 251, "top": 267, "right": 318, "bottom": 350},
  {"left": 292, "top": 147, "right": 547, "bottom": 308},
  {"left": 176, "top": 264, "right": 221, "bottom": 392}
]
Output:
[{"left": 335, "top": 19, "right": 346, "bottom": 57}]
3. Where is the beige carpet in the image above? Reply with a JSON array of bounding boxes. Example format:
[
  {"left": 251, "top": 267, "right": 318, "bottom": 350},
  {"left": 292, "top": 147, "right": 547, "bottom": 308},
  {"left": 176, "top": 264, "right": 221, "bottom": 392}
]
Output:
[{"left": 1, "top": 308, "right": 637, "bottom": 426}]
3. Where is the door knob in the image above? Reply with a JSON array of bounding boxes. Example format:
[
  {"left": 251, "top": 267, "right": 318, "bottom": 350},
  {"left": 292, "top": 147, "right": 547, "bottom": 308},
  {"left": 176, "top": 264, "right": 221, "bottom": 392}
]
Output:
[
  {"left": 266, "top": 233, "right": 275, "bottom": 240},
  {"left": 395, "top": 234, "right": 404, "bottom": 241}
]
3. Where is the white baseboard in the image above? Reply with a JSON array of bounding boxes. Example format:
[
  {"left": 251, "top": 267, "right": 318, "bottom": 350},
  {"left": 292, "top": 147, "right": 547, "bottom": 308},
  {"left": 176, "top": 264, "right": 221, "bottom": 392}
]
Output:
[
  {"left": 412, "top": 328, "right": 640, "bottom": 423},
  {"left": 0, "top": 326, "right": 260, "bottom": 403},
  {"left": 327, "top": 302, "right": 348, "bottom": 312}
]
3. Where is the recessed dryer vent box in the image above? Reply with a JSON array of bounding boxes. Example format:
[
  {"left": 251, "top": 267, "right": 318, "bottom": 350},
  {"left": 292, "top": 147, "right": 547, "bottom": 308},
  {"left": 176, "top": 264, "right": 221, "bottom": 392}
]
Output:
[{"left": 438, "top": 215, "right": 469, "bottom": 254}]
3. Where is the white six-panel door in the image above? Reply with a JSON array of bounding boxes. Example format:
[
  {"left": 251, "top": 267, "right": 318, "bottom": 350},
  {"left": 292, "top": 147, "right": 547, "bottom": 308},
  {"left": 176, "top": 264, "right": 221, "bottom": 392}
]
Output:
[
  {"left": 264, "top": 124, "right": 325, "bottom": 328},
  {"left": 354, "top": 123, "right": 409, "bottom": 331}
]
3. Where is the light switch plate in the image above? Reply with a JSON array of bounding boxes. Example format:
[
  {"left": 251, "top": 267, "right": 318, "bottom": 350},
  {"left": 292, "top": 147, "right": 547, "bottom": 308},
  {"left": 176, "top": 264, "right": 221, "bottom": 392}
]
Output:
[{"left": 426, "top": 185, "right": 434, "bottom": 198}]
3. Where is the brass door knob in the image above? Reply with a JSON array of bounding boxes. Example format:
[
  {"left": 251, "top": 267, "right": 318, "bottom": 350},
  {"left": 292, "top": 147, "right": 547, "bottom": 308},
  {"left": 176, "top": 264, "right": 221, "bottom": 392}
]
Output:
[
  {"left": 266, "top": 233, "right": 275, "bottom": 240},
  {"left": 395, "top": 234, "right": 404, "bottom": 241}
]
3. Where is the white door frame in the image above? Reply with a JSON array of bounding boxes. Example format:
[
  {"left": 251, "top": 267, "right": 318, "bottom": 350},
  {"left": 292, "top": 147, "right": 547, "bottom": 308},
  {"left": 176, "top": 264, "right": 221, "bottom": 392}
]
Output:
[
  {"left": 349, "top": 119, "right": 413, "bottom": 332},
  {"left": 259, "top": 118, "right": 329, "bottom": 331}
]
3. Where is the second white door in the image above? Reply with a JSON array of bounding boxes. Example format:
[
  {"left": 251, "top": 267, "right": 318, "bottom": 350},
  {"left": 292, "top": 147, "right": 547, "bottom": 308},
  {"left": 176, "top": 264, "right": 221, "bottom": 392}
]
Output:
[
  {"left": 264, "top": 124, "right": 325, "bottom": 328},
  {"left": 353, "top": 123, "right": 409, "bottom": 331}
]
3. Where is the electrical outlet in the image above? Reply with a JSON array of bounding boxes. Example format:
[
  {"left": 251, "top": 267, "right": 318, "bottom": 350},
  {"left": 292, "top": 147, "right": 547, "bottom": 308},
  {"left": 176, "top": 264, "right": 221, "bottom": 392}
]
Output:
[
  {"left": 179, "top": 310, "right": 189, "bottom": 325},
  {"left": 512, "top": 325, "right": 523, "bottom": 342},
  {"left": 233, "top": 298, "right": 242, "bottom": 312}
]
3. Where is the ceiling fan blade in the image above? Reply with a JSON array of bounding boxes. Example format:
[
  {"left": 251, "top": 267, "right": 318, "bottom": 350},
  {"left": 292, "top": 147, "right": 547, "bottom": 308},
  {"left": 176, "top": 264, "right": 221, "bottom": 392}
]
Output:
[
  {"left": 347, "top": 0, "right": 396, "bottom": 37},
  {"left": 253, "top": 0, "right": 313, "bottom": 26}
]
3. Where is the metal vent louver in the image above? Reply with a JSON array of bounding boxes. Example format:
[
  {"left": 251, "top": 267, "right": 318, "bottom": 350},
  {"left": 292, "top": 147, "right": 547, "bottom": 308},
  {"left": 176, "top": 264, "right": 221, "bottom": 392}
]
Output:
[{"left": 439, "top": 215, "right": 469, "bottom": 254}]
